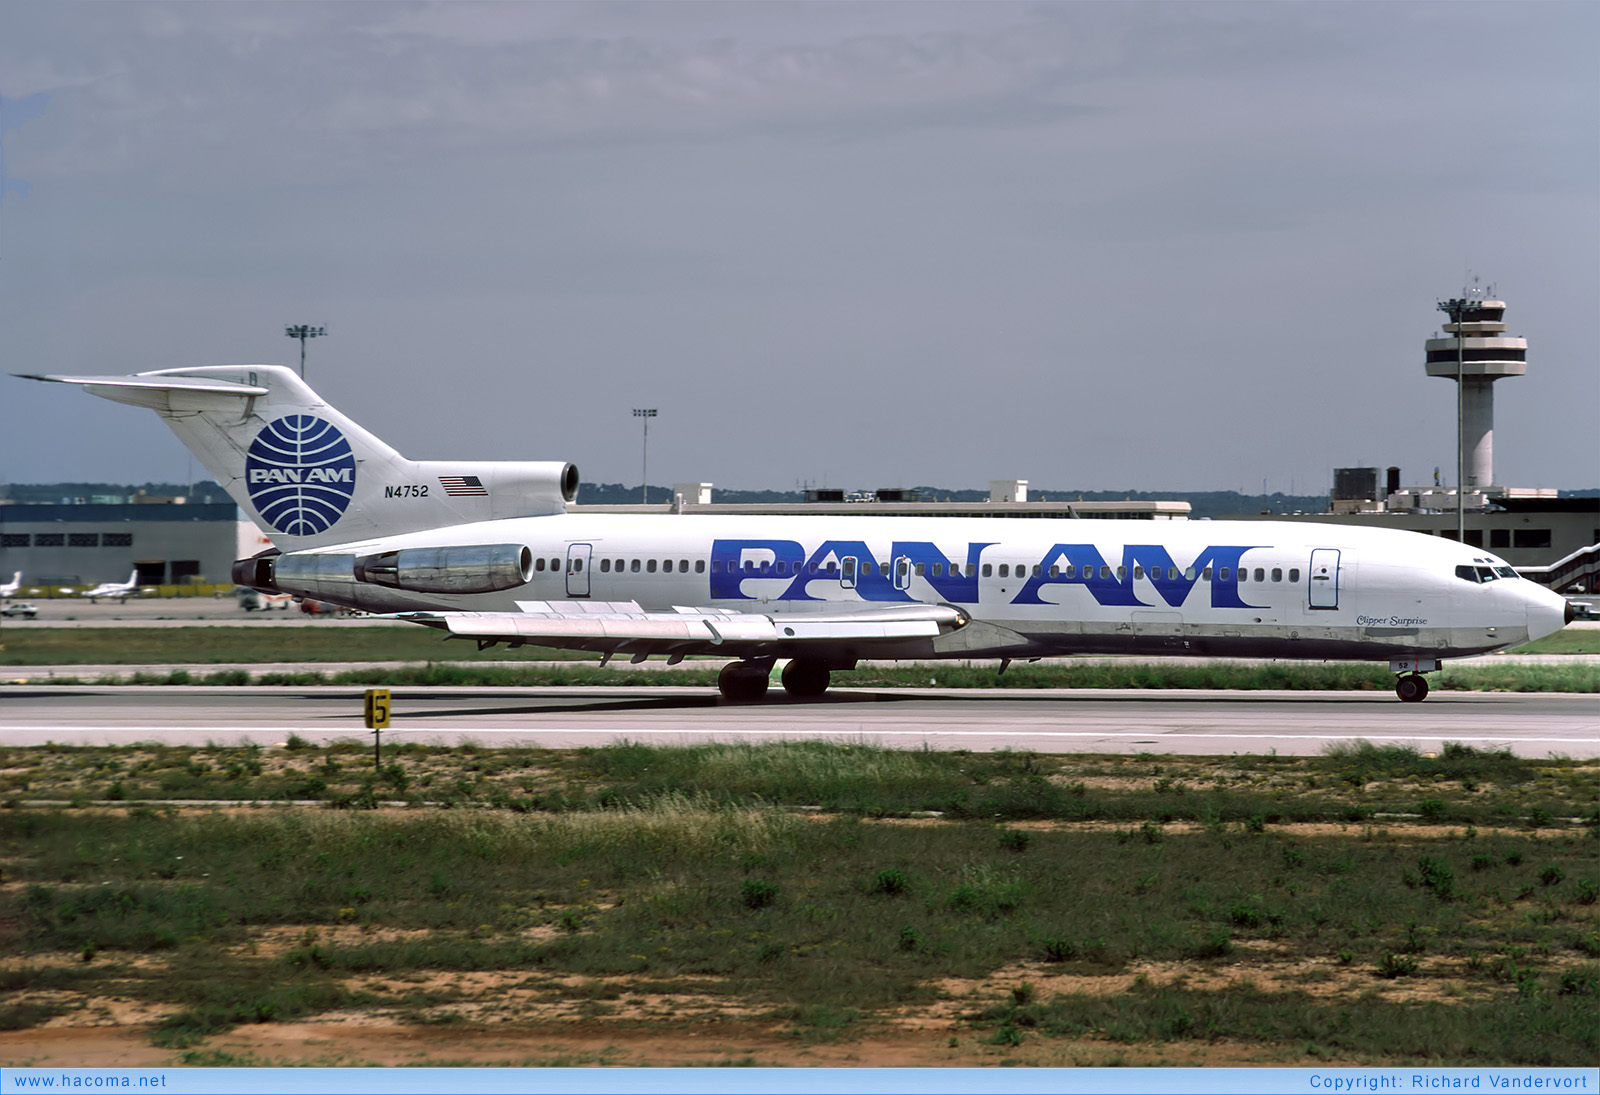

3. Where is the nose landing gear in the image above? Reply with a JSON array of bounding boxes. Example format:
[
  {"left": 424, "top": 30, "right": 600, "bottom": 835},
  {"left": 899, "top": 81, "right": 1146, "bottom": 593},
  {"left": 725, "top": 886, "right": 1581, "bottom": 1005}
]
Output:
[
  {"left": 1395, "top": 673, "right": 1430, "bottom": 703},
  {"left": 1389, "top": 658, "right": 1438, "bottom": 703}
]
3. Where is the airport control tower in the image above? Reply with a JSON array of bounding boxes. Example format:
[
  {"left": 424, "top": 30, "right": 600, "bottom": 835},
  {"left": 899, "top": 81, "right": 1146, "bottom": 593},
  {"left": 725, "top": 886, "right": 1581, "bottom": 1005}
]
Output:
[{"left": 1428, "top": 286, "right": 1526, "bottom": 492}]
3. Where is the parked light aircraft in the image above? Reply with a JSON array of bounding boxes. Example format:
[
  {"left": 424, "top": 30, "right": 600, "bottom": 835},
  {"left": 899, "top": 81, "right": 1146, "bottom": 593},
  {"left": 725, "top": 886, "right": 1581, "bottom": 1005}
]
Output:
[
  {"left": 0, "top": 572, "right": 20, "bottom": 599},
  {"left": 85, "top": 569, "right": 142, "bottom": 603},
  {"left": 21, "top": 366, "right": 1572, "bottom": 702}
]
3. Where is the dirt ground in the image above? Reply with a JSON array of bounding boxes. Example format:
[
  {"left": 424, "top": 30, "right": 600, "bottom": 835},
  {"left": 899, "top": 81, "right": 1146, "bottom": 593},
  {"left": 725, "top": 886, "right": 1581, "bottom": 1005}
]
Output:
[{"left": 2, "top": 939, "right": 1534, "bottom": 1068}]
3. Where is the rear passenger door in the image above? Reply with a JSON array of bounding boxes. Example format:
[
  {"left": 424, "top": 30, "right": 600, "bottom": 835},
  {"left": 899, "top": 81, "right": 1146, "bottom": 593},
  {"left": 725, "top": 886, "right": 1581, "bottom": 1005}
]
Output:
[{"left": 566, "top": 544, "right": 592, "bottom": 598}]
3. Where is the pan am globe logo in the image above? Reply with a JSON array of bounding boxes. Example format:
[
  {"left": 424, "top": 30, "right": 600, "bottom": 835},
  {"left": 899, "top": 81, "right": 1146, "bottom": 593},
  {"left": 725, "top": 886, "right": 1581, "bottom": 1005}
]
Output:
[{"left": 245, "top": 416, "right": 358, "bottom": 536}]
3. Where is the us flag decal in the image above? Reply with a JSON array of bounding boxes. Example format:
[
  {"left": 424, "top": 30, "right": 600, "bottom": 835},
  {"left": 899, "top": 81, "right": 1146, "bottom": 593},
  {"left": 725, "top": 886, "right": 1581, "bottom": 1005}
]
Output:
[{"left": 438, "top": 475, "right": 488, "bottom": 497}]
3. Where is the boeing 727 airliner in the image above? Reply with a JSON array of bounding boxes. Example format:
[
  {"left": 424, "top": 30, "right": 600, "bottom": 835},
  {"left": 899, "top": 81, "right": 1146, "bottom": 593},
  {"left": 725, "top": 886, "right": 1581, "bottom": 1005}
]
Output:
[{"left": 21, "top": 366, "right": 1572, "bottom": 702}]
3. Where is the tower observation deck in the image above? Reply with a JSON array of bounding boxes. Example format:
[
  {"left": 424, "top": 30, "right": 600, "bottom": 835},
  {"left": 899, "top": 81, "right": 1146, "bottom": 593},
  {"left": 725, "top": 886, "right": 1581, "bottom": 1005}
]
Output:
[{"left": 1427, "top": 287, "right": 1526, "bottom": 491}]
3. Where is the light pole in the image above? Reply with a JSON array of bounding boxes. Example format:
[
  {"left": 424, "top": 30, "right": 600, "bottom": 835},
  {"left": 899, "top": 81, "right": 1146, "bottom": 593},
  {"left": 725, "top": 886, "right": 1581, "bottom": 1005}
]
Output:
[
  {"left": 284, "top": 325, "right": 327, "bottom": 380},
  {"left": 632, "top": 408, "right": 657, "bottom": 505}
]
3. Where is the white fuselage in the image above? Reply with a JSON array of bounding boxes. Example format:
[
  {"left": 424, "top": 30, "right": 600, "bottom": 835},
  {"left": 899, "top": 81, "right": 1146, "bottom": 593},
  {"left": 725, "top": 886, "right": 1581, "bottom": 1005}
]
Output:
[{"left": 276, "top": 513, "right": 1568, "bottom": 663}]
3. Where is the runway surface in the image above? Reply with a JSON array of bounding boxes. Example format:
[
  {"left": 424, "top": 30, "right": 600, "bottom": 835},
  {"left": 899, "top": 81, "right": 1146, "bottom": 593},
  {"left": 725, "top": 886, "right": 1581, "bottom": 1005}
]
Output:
[{"left": 2, "top": 685, "right": 1594, "bottom": 757}]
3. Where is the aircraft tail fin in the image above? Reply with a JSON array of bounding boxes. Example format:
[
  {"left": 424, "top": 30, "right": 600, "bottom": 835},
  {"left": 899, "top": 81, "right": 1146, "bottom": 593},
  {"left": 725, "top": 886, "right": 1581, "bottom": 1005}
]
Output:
[{"left": 20, "top": 366, "right": 578, "bottom": 550}]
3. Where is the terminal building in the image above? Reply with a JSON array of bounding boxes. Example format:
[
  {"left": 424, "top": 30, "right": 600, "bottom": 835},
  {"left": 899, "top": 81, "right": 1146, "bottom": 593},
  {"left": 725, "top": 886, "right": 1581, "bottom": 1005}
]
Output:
[{"left": 573, "top": 480, "right": 1191, "bottom": 521}]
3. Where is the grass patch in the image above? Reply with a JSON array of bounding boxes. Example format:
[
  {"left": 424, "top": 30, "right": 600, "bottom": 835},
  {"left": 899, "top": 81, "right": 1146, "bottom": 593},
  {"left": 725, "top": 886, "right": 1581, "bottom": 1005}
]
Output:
[{"left": 3, "top": 743, "right": 1597, "bottom": 1062}]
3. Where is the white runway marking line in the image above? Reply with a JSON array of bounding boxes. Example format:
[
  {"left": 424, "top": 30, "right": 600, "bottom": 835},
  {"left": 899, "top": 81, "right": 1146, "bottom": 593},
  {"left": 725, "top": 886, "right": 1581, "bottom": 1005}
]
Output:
[{"left": 3, "top": 726, "right": 1584, "bottom": 744}]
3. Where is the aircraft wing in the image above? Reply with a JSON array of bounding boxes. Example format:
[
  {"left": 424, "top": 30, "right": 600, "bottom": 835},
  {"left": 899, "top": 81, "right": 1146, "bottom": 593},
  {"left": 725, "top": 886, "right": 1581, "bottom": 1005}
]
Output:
[{"left": 394, "top": 600, "right": 968, "bottom": 657}]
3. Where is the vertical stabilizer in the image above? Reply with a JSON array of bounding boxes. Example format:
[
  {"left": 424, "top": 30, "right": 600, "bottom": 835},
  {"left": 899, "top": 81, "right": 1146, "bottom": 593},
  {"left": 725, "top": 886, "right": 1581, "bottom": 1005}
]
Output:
[{"left": 21, "top": 365, "right": 577, "bottom": 550}]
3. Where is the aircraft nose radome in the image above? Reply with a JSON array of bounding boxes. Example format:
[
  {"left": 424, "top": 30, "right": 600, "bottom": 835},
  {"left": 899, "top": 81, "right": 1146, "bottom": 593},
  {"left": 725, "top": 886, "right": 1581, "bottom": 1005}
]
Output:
[{"left": 1525, "top": 585, "right": 1570, "bottom": 643}]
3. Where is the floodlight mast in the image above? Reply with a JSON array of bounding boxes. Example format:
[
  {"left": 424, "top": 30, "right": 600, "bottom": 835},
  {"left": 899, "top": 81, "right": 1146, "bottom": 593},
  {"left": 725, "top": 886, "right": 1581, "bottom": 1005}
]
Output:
[
  {"left": 284, "top": 325, "right": 327, "bottom": 379},
  {"left": 632, "top": 408, "right": 658, "bottom": 505}
]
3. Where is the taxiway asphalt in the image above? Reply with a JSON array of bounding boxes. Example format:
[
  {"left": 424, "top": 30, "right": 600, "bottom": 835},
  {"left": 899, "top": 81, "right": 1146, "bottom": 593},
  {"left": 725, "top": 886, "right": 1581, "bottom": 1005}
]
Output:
[{"left": 1, "top": 685, "right": 1594, "bottom": 758}]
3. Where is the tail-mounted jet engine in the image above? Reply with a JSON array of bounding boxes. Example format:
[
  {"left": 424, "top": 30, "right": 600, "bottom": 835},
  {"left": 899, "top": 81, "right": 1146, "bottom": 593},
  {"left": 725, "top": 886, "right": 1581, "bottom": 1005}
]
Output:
[
  {"left": 233, "top": 544, "right": 535, "bottom": 599},
  {"left": 354, "top": 545, "right": 535, "bottom": 594}
]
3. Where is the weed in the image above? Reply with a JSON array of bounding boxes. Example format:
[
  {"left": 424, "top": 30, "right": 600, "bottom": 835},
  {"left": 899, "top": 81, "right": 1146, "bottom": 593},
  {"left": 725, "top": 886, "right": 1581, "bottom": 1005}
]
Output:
[
  {"left": 1540, "top": 866, "right": 1566, "bottom": 887},
  {"left": 897, "top": 926, "right": 921, "bottom": 953},
  {"left": 869, "top": 869, "right": 910, "bottom": 897},
  {"left": 1416, "top": 855, "right": 1457, "bottom": 902},
  {"left": 741, "top": 878, "right": 779, "bottom": 910},
  {"left": 1040, "top": 936, "right": 1077, "bottom": 963},
  {"left": 1558, "top": 966, "right": 1597, "bottom": 997},
  {"left": 997, "top": 828, "right": 1030, "bottom": 853},
  {"left": 985, "top": 1022, "right": 1024, "bottom": 1047},
  {"left": 1377, "top": 953, "right": 1420, "bottom": 978}
]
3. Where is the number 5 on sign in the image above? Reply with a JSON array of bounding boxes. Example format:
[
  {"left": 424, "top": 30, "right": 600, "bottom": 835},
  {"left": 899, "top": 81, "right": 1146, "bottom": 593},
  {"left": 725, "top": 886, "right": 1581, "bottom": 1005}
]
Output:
[{"left": 365, "top": 688, "right": 391, "bottom": 729}]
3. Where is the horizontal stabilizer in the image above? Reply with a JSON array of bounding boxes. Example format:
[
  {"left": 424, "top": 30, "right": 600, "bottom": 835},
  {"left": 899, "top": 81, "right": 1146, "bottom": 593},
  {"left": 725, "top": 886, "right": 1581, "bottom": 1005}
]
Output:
[{"left": 17, "top": 373, "right": 270, "bottom": 396}]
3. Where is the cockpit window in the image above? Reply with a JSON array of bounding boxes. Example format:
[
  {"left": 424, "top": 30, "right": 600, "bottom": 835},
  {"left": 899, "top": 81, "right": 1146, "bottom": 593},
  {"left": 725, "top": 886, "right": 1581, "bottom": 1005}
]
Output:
[
  {"left": 1455, "top": 565, "right": 1479, "bottom": 583},
  {"left": 1475, "top": 566, "right": 1498, "bottom": 583},
  {"left": 1494, "top": 566, "right": 1518, "bottom": 579}
]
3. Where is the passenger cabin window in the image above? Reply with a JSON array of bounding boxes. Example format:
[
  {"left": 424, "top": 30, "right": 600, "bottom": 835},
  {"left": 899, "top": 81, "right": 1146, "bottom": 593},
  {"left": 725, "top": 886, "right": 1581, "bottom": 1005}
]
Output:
[
  {"left": 1049, "top": 565, "right": 1060, "bottom": 578},
  {"left": 1133, "top": 566, "right": 1144, "bottom": 580},
  {"left": 695, "top": 560, "right": 705, "bottom": 574},
  {"left": 680, "top": 559, "right": 689, "bottom": 572},
  {"left": 1116, "top": 566, "right": 1126, "bottom": 580},
  {"left": 1254, "top": 568, "right": 1265, "bottom": 582},
  {"left": 982, "top": 564, "right": 993, "bottom": 577},
  {"left": 1271, "top": 567, "right": 1282, "bottom": 583},
  {"left": 600, "top": 559, "right": 610, "bottom": 572},
  {"left": 916, "top": 563, "right": 926, "bottom": 576},
  {"left": 536, "top": 558, "right": 546, "bottom": 571},
  {"left": 1202, "top": 567, "right": 1212, "bottom": 580},
  {"left": 1185, "top": 567, "right": 1196, "bottom": 580},
  {"left": 998, "top": 564, "right": 1009, "bottom": 578},
  {"left": 631, "top": 559, "right": 641, "bottom": 573},
  {"left": 1219, "top": 567, "right": 1231, "bottom": 581},
  {"left": 1289, "top": 568, "right": 1300, "bottom": 583},
  {"left": 1100, "top": 566, "right": 1111, "bottom": 579},
  {"left": 931, "top": 563, "right": 943, "bottom": 577}
]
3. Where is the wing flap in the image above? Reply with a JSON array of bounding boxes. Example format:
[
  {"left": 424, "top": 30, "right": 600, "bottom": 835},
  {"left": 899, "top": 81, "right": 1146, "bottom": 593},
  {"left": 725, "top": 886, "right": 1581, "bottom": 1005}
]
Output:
[{"left": 396, "top": 600, "right": 964, "bottom": 651}]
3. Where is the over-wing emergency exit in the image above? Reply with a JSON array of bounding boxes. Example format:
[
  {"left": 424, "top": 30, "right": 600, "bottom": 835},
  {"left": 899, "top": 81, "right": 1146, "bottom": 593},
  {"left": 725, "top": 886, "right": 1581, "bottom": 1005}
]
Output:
[{"left": 20, "top": 365, "right": 1573, "bottom": 702}]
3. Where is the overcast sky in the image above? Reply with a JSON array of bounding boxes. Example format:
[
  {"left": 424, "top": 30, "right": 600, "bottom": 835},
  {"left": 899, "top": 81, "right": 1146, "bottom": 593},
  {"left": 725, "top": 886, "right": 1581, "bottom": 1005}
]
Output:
[{"left": 1, "top": 1, "right": 1595, "bottom": 497}]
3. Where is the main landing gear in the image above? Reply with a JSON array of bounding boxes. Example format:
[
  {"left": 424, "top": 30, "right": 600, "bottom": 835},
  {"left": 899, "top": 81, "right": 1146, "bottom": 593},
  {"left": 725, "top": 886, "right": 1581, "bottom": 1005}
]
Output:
[{"left": 717, "top": 658, "right": 834, "bottom": 702}]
